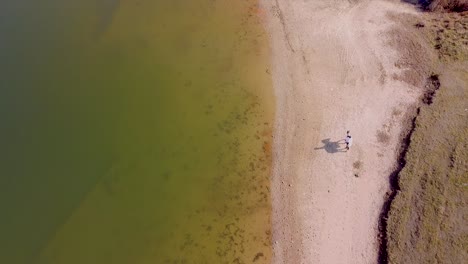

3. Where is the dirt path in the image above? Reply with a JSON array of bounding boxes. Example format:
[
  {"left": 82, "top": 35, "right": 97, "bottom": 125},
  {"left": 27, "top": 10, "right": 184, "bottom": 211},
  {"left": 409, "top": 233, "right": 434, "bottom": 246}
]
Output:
[{"left": 261, "top": 0, "right": 423, "bottom": 263}]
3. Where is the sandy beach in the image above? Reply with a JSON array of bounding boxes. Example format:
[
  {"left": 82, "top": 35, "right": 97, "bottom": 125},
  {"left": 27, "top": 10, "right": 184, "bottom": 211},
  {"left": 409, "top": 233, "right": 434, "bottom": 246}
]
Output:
[{"left": 261, "top": 0, "right": 424, "bottom": 263}]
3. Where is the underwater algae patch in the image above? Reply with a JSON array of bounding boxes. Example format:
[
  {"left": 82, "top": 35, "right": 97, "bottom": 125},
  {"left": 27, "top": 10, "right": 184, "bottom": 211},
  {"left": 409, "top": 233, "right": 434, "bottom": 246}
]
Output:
[{"left": 32, "top": 0, "right": 274, "bottom": 263}]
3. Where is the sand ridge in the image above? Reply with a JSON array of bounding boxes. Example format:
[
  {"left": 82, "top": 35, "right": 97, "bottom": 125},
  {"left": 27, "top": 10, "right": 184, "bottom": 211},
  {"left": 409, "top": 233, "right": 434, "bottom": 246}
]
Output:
[{"left": 261, "top": 0, "right": 423, "bottom": 263}]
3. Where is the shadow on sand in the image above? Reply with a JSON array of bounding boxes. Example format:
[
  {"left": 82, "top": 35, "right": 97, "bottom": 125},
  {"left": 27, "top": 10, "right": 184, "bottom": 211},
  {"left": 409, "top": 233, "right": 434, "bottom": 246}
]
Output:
[{"left": 314, "top": 138, "right": 347, "bottom": 153}]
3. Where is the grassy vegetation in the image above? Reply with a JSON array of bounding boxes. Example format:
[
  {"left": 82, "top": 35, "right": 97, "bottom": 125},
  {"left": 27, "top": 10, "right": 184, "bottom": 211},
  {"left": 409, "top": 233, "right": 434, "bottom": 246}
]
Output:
[
  {"left": 428, "top": 12, "right": 468, "bottom": 61},
  {"left": 425, "top": 0, "right": 468, "bottom": 12},
  {"left": 387, "top": 69, "right": 468, "bottom": 264},
  {"left": 386, "top": 10, "right": 468, "bottom": 264}
]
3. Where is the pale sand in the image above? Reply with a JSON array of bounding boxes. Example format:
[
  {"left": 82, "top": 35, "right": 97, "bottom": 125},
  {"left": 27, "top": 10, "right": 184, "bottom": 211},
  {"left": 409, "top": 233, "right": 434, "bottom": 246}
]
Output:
[{"left": 261, "top": 0, "right": 423, "bottom": 263}]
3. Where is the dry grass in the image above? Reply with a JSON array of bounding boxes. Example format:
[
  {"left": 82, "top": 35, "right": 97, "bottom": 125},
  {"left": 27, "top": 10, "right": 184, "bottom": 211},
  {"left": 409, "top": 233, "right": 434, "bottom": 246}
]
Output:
[
  {"left": 353, "top": 161, "right": 362, "bottom": 170},
  {"left": 377, "top": 130, "right": 391, "bottom": 144},
  {"left": 427, "top": 0, "right": 468, "bottom": 12},
  {"left": 386, "top": 10, "right": 468, "bottom": 264},
  {"left": 387, "top": 68, "right": 468, "bottom": 264},
  {"left": 426, "top": 11, "right": 468, "bottom": 61},
  {"left": 387, "top": 13, "right": 436, "bottom": 87}
]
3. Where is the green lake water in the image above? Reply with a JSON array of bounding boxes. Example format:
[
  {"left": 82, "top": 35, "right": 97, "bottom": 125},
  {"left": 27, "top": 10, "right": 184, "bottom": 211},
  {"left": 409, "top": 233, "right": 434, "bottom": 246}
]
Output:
[{"left": 0, "top": 0, "right": 274, "bottom": 263}]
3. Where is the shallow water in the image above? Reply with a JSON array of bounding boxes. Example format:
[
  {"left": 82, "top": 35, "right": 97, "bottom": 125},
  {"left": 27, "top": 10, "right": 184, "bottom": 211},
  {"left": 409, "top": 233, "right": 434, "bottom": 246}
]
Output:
[{"left": 0, "top": 0, "right": 274, "bottom": 263}]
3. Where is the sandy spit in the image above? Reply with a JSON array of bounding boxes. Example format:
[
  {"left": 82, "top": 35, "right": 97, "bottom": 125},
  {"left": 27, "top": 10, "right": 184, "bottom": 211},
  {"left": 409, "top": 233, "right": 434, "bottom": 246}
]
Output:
[{"left": 261, "top": 0, "right": 423, "bottom": 263}]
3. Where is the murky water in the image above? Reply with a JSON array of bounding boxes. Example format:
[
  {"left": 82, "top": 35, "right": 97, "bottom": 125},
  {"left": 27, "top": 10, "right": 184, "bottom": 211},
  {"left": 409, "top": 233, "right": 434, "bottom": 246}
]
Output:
[{"left": 0, "top": 0, "right": 274, "bottom": 263}]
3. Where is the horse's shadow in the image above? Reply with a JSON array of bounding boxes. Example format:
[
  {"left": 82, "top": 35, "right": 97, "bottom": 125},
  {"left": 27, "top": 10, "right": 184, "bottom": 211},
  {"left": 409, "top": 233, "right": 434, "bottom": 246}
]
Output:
[{"left": 314, "top": 138, "right": 347, "bottom": 153}]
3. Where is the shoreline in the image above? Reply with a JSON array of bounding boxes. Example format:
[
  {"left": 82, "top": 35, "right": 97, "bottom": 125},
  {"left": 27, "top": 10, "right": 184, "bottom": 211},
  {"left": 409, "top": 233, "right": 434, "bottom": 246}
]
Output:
[{"left": 261, "top": 0, "right": 427, "bottom": 263}]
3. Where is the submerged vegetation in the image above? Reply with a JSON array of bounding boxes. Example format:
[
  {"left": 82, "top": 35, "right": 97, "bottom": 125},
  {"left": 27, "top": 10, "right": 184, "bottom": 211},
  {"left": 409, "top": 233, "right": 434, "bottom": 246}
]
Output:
[{"left": 0, "top": 1, "right": 274, "bottom": 263}]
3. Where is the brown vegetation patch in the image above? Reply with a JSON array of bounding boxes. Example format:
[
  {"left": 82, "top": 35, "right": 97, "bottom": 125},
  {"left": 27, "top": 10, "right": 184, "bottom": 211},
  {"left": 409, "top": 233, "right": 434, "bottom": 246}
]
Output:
[
  {"left": 426, "top": 0, "right": 468, "bottom": 12},
  {"left": 391, "top": 108, "right": 402, "bottom": 117},
  {"left": 353, "top": 161, "right": 363, "bottom": 170},
  {"left": 427, "top": 11, "right": 468, "bottom": 61},
  {"left": 377, "top": 130, "right": 391, "bottom": 144},
  {"left": 422, "top": 73, "right": 441, "bottom": 104}
]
